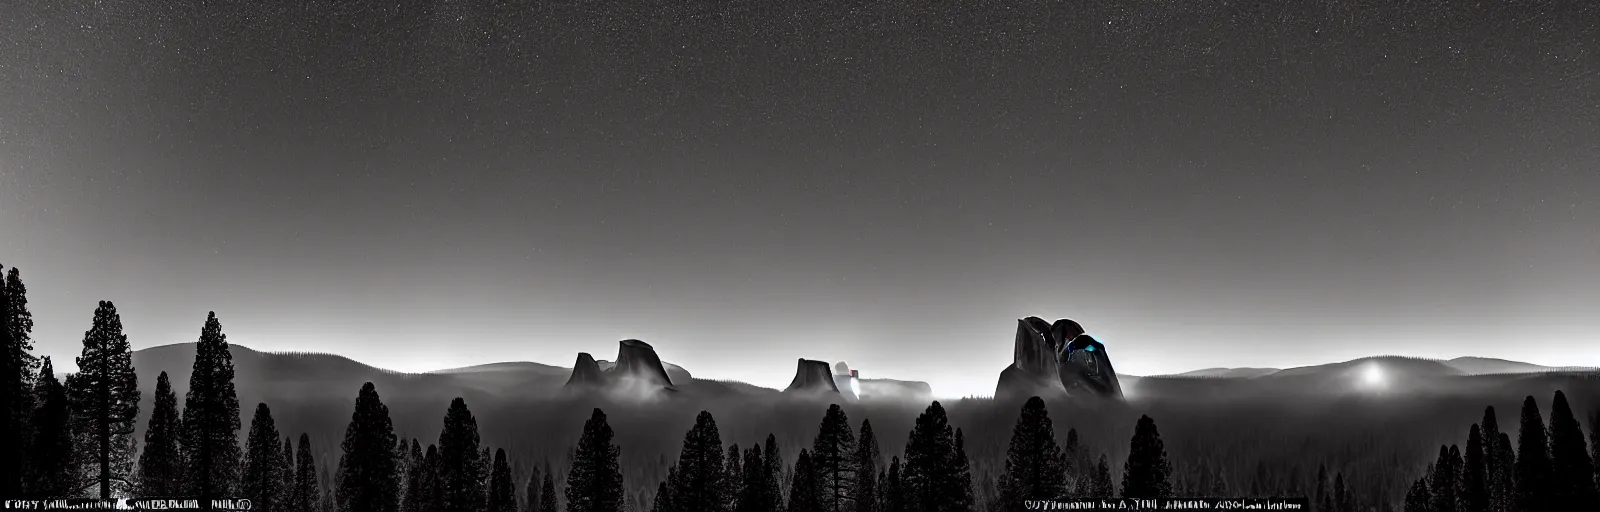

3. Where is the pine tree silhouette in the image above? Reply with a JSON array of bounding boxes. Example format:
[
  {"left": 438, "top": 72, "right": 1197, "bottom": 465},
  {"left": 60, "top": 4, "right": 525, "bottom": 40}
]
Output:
[
  {"left": 882, "top": 457, "right": 904, "bottom": 512},
  {"left": 726, "top": 443, "right": 744, "bottom": 511},
  {"left": 1090, "top": 455, "right": 1115, "bottom": 498},
  {"left": 788, "top": 449, "right": 823, "bottom": 512},
  {"left": 439, "top": 398, "right": 487, "bottom": 512},
  {"left": 243, "top": 403, "right": 286, "bottom": 512},
  {"left": 651, "top": 466, "right": 675, "bottom": 512},
  {"left": 1429, "top": 445, "right": 1458, "bottom": 512},
  {"left": 1591, "top": 412, "right": 1600, "bottom": 512},
  {"left": 854, "top": 420, "right": 881, "bottom": 512},
  {"left": 1120, "top": 415, "right": 1172, "bottom": 499},
  {"left": 998, "top": 397, "right": 1068, "bottom": 511},
  {"left": 1479, "top": 407, "right": 1505, "bottom": 512},
  {"left": 1, "top": 265, "right": 39, "bottom": 501},
  {"left": 1063, "top": 428, "right": 1081, "bottom": 496},
  {"left": 763, "top": 434, "right": 783, "bottom": 512},
  {"left": 417, "top": 445, "right": 446, "bottom": 512},
  {"left": 1547, "top": 391, "right": 1599, "bottom": 509},
  {"left": 337, "top": 382, "right": 401, "bottom": 512},
  {"left": 1403, "top": 478, "right": 1429, "bottom": 512},
  {"left": 812, "top": 404, "right": 858, "bottom": 512},
  {"left": 539, "top": 470, "right": 558, "bottom": 512},
  {"left": 401, "top": 440, "right": 424, "bottom": 512},
  {"left": 525, "top": 464, "right": 543, "bottom": 512},
  {"left": 1461, "top": 424, "right": 1489, "bottom": 512},
  {"left": 182, "top": 312, "right": 242, "bottom": 507},
  {"left": 902, "top": 401, "right": 967, "bottom": 512},
  {"left": 1493, "top": 433, "right": 1515, "bottom": 512},
  {"left": 671, "top": 410, "right": 727, "bottom": 512},
  {"left": 25, "top": 357, "right": 75, "bottom": 498},
  {"left": 565, "top": 408, "right": 624, "bottom": 512},
  {"left": 291, "top": 434, "right": 320, "bottom": 512},
  {"left": 737, "top": 445, "right": 771, "bottom": 512},
  {"left": 281, "top": 436, "right": 295, "bottom": 505},
  {"left": 952, "top": 428, "right": 975, "bottom": 512},
  {"left": 490, "top": 449, "right": 518, "bottom": 512},
  {"left": 67, "top": 300, "right": 140, "bottom": 499},
  {"left": 1513, "top": 396, "right": 1552, "bottom": 512}
]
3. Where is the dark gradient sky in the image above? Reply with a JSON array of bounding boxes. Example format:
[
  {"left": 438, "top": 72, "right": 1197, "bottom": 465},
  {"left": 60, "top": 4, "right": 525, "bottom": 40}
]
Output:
[{"left": 2, "top": 1, "right": 1596, "bottom": 397}]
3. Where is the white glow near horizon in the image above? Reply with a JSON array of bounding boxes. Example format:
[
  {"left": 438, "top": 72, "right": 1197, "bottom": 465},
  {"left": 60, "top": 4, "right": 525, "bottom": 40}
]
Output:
[{"left": 1361, "top": 363, "right": 1386, "bottom": 388}]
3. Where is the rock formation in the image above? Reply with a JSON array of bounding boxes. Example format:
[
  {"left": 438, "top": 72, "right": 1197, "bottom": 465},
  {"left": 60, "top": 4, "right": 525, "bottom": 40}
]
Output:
[
  {"left": 995, "top": 317, "right": 1122, "bottom": 400},
  {"left": 562, "top": 339, "right": 677, "bottom": 393},
  {"left": 565, "top": 352, "right": 605, "bottom": 388},
  {"left": 785, "top": 358, "right": 841, "bottom": 395},
  {"left": 612, "top": 339, "right": 675, "bottom": 390},
  {"left": 1059, "top": 334, "right": 1122, "bottom": 398}
]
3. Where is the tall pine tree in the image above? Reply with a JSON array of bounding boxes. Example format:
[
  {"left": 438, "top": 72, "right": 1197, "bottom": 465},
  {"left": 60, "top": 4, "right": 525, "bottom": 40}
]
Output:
[
  {"left": 998, "top": 397, "right": 1068, "bottom": 511},
  {"left": 1090, "top": 455, "right": 1115, "bottom": 498},
  {"left": 812, "top": 405, "right": 857, "bottom": 512},
  {"left": 565, "top": 408, "right": 624, "bottom": 512},
  {"left": 135, "top": 371, "right": 183, "bottom": 497},
  {"left": 1494, "top": 434, "right": 1515, "bottom": 512},
  {"left": 1480, "top": 407, "right": 1505, "bottom": 512},
  {"left": 902, "top": 401, "right": 967, "bottom": 512},
  {"left": 764, "top": 434, "right": 783, "bottom": 512},
  {"left": 439, "top": 398, "right": 487, "bottom": 512},
  {"left": 651, "top": 467, "right": 676, "bottom": 512},
  {"left": 1403, "top": 478, "right": 1430, "bottom": 512},
  {"left": 1547, "top": 391, "right": 1599, "bottom": 509},
  {"left": 726, "top": 444, "right": 744, "bottom": 511},
  {"left": 854, "top": 420, "right": 881, "bottom": 512},
  {"left": 539, "top": 470, "right": 558, "bottom": 512},
  {"left": 292, "top": 434, "right": 320, "bottom": 512},
  {"left": 952, "top": 429, "right": 975, "bottom": 512},
  {"left": 1513, "top": 396, "right": 1551, "bottom": 512},
  {"left": 403, "top": 440, "right": 428, "bottom": 512},
  {"left": 281, "top": 437, "right": 295, "bottom": 504},
  {"left": 882, "top": 457, "right": 904, "bottom": 512},
  {"left": 525, "top": 464, "right": 542, "bottom": 512},
  {"left": 1120, "top": 415, "right": 1172, "bottom": 499},
  {"left": 1462, "top": 424, "right": 1489, "bottom": 512},
  {"left": 338, "top": 382, "right": 401, "bottom": 512},
  {"left": 1592, "top": 412, "right": 1600, "bottom": 511},
  {"left": 737, "top": 445, "right": 770, "bottom": 512},
  {"left": 25, "top": 357, "right": 75, "bottom": 498},
  {"left": 788, "top": 450, "right": 823, "bottom": 512},
  {"left": 182, "top": 312, "right": 242, "bottom": 506},
  {"left": 67, "top": 300, "right": 140, "bottom": 499},
  {"left": 1063, "top": 428, "right": 1081, "bottom": 496},
  {"left": 1430, "top": 445, "right": 1458, "bottom": 512},
  {"left": 490, "top": 449, "right": 518, "bottom": 512},
  {"left": 671, "top": 410, "right": 727, "bottom": 512},
  {"left": 242, "top": 403, "right": 285, "bottom": 512},
  {"left": 1, "top": 265, "right": 40, "bottom": 500}
]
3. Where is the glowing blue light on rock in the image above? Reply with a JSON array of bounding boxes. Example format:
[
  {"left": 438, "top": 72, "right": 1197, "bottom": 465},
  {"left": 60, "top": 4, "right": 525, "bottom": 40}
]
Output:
[{"left": 1085, "top": 345, "right": 1095, "bottom": 352}]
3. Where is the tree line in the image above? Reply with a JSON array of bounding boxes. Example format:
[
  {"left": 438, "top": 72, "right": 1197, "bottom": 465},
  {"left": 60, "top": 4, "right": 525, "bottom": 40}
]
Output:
[{"left": 1402, "top": 391, "right": 1600, "bottom": 512}]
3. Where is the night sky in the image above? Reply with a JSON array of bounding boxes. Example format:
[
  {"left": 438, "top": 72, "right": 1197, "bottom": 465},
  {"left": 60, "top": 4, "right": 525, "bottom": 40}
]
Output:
[{"left": 2, "top": 1, "right": 1596, "bottom": 397}]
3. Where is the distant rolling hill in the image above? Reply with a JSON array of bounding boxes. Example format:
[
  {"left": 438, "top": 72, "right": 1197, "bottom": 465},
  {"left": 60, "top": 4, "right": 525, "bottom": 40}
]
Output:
[
  {"left": 1142, "top": 356, "right": 1597, "bottom": 382},
  {"left": 1166, "top": 367, "right": 1283, "bottom": 379}
]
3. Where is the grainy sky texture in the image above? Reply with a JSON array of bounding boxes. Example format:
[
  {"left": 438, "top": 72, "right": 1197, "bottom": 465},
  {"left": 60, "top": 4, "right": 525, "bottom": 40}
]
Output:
[{"left": 2, "top": 1, "right": 1597, "bottom": 397}]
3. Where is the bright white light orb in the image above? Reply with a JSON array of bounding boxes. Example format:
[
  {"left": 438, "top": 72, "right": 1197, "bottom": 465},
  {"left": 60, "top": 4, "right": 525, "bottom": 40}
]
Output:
[{"left": 1362, "top": 364, "right": 1386, "bottom": 387}]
